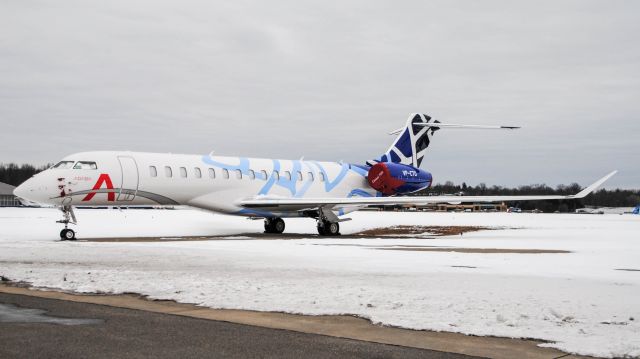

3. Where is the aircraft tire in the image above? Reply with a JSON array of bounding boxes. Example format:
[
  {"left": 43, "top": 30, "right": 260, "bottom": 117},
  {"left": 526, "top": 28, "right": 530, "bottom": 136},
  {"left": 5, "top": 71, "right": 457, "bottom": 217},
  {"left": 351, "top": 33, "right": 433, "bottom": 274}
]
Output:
[
  {"left": 273, "top": 218, "right": 285, "bottom": 234},
  {"left": 317, "top": 221, "right": 339, "bottom": 236},
  {"left": 264, "top": 219, "right": 275, "bottom": 233},
  {"left": 327, "top": 222, "right": 340, "bottom": 236},
  {"left": 61, "top": 229, "right": 76, "bottom": 241}
]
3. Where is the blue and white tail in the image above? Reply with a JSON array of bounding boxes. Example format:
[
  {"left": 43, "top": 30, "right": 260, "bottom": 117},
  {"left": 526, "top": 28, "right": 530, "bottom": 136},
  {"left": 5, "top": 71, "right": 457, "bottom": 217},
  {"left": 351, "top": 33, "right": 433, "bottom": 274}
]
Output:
[
  {"left": 368, "top": 113, "right": 439, "bottom": 168},
  {"left": 368, "top": 113, "right": 520, "bottom": 168}
]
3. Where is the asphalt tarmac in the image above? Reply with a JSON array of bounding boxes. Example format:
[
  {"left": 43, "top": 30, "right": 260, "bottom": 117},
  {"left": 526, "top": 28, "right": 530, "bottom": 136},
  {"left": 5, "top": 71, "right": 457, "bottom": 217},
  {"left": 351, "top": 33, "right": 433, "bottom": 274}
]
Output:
[{"left": 0, "top": 293, "right": 479, "bottom": 359}]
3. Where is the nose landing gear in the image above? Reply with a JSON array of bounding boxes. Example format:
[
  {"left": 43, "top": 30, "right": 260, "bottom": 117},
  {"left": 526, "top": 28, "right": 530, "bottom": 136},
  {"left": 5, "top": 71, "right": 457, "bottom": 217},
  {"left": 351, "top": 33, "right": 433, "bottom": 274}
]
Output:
[
  {"left": 56, "top": 205, "right": 77, "bottom": 241},
  {"left": 60, "top": 228, "right": 76, "bottom": 240}
]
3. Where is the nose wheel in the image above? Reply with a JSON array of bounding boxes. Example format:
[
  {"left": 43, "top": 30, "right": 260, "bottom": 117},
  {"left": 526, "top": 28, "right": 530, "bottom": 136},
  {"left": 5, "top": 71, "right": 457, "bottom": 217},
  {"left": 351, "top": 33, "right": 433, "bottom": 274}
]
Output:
[
  {"left": 60, "top": 228, "right": 76, "bottom": 240},
  {"left": 56, "top": 205, "right": 77, "bottom": 241}
]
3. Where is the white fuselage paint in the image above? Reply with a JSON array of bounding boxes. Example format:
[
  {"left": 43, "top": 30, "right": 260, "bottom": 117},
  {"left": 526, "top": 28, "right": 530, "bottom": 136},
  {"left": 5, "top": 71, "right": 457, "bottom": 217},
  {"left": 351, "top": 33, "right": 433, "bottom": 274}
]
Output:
[{"left": 18, "top": 151, "right": 376, "bottom": 218}]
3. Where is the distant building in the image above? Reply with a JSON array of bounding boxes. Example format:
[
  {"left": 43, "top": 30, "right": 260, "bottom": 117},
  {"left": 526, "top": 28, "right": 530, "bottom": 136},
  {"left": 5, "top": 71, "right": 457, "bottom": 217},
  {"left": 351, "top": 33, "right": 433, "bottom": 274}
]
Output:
[
  {"left": 0, "top": 182, "right": 22, "bottom": 207},
  {"left": 433, "top": 202, "right": 508, "bottom": 212},
  {"left": 394, "top": 202, "right": 508, "bottom": 212}
]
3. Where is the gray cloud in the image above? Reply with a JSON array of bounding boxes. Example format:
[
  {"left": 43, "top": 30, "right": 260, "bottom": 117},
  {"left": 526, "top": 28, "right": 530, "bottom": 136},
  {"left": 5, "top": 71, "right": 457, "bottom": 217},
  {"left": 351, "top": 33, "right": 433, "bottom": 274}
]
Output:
[{"left": 1, "top": 0, "right": 638, "bottom": 188}]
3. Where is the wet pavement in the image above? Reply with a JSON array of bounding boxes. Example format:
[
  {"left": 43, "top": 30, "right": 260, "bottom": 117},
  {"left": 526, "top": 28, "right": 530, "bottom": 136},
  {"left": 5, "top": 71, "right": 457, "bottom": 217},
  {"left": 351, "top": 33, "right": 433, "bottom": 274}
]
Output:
[
  {"left": 0, "top": 292, "right": 478, "bottom": 359},
  {"left": 0, "top": 302, "right": 103, "bottom": 325}
]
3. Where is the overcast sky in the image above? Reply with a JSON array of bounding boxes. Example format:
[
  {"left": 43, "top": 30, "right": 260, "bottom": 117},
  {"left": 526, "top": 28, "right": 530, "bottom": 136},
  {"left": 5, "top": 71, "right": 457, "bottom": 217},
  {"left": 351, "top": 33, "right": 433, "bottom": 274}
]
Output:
[{"left": 1, "top": 0, "right": 638, "bottom": 188}]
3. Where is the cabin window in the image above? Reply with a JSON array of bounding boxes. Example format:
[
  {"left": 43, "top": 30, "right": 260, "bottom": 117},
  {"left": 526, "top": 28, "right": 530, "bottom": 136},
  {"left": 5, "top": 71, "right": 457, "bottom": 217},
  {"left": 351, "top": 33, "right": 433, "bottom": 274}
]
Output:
[
  {"left": 180, "top": 167, "right": 187, "bottom": 178},
  {"left": 222, "top": 169, "right": 229, "bottom": 179},
  {"left": 73, "top": 161, "right": 98, "bottom": 170},
  {"left": 248, "top": 170, "right": 255, "bottom": 180},
  {"left": 52, "top": 161, "right": 75, "bottom": 169},
  {"left": 273, "top": 171, "right": 280, "bottom": 180},
  {"left": 194, "top": 167, "right": 202, "bottom": 178},
  {"left": 319, "top": 172, "right": 325, "bottom": 182},
  {"left": 297, "top": 171, "right": 303, "bottom": 181},
  {"left": 150, "top": 166, "right": 157, "bottom": 177},
  {"left": 307, "top": 172, "right": 314, "bottom": 181},
  {"left": 284, "top": 171, "right": 291, "bottom": 180},
  {"left": 236, "top": 169, "right": 242, "bottom": 179},
  {"left": 208, "top": 168, "right": 216, "bottom": 179},
  {"left": 260, "top": 170, "right": 267, "bottom": 180},
  {"left": 165, "top": 166, "right": 172, "bottom": 177}
]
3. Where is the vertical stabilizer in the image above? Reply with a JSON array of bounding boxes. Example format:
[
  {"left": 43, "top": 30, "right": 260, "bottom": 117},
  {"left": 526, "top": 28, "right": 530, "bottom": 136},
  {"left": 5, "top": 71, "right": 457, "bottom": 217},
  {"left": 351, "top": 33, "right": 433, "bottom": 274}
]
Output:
[{"left": 368, "top": 113, "right": 439, "bottom": 168}]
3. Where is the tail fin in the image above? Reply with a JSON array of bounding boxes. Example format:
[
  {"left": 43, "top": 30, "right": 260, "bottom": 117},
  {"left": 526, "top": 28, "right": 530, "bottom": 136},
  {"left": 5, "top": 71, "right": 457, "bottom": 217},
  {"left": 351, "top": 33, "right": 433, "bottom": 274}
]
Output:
[
  {"left": 368, "top": 113, "right": 520, "bottom": 168},
  {"left": 368, "top": 113, "right": 438, "bottom": 168}
]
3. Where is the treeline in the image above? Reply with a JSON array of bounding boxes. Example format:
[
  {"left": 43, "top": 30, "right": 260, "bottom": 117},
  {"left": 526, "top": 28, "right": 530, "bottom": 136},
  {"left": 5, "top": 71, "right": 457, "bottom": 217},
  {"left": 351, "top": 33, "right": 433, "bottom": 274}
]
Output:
[
  {"left": 0, "top": 163, "right": 52, "bottom": 187},
  {"left": 414, "top": 181, "right": 640, "bottom": 212}
]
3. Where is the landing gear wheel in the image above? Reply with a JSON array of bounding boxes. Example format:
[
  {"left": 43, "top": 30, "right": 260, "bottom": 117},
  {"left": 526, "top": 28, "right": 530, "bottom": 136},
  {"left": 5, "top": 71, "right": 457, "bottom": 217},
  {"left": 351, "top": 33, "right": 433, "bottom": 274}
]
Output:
[
  {"left": 264, "top": 217, "right": 285, "bottom": 234},
  {"left": 317, "top": 221, "right": 339, "bottom": 236},
  {"left": 272, "top": 218, "right": 285, "bottom": 234},
  {"left": 264, "top": 219, "right": 274, "bottom": 233},
  {"left": 326, "top": 222, "right": 340, "bottom": 236},
  {"left": 57, "top": 205, "right": 77, "bottom": 241},
  {"left": 60, "top": 229, "right": 76, "bottom": 241}
]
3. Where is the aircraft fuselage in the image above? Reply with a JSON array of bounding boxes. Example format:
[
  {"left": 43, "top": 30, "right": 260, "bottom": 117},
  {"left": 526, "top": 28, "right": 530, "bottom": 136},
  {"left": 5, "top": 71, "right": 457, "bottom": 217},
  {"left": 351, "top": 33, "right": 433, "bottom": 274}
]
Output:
[{"left": 16, "top": 151, "right": 379, "bottom": 218}]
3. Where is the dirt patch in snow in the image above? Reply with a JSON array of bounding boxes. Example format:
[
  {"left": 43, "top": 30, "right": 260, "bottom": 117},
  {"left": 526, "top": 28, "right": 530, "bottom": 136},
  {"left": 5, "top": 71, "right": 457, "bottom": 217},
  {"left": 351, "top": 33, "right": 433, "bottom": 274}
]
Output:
[
  {"left": 355, "top": 225, "right": 492, "bottom": 237},
  {"left": 82, "top": 226, "right": 497, "bottom": 242},
  {"left": 375, "top": 247, "right": 570, "bottom": 254}
]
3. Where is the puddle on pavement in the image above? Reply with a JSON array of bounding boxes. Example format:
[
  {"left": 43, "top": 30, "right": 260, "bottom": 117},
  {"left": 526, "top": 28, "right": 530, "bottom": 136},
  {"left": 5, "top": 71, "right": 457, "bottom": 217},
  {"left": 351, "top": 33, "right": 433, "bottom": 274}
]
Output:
[{"left": 0, "top": 303, "right": 104, "bottom": 325}]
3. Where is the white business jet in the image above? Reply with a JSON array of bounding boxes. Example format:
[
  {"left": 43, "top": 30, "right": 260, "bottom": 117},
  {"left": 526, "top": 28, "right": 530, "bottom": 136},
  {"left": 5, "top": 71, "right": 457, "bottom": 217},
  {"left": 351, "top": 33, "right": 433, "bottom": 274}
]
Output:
[{"left": 14, "top": 114, "right": 616, "bottom": 240}]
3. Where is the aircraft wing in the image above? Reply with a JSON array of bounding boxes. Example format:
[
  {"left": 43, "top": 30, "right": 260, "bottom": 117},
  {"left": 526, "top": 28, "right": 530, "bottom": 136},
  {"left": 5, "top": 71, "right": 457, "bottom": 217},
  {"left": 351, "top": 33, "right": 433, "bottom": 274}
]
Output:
[{"left": 239, "top": 171, "right": 617, "bottom": 210}]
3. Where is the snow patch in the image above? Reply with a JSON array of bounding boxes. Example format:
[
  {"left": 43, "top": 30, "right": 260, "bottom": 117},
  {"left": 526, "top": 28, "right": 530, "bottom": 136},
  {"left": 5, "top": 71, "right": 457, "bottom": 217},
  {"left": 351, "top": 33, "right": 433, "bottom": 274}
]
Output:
[{"left": 1, "top": 208, "right": 639, "bottom": 357}]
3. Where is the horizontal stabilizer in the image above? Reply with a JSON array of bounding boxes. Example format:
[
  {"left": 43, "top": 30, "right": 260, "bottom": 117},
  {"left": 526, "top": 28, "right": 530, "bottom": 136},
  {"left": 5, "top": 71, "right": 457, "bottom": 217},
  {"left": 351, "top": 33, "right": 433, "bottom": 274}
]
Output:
[{"left": 389, "top": 123, "right": 520, "bottom": 135}]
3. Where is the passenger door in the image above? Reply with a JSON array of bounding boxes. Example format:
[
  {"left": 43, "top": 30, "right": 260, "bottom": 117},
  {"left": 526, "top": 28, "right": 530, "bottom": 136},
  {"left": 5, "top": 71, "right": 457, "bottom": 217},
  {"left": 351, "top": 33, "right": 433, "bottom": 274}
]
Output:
[{"left": 117, "top": 156, "right": 139, "bottom": 201}]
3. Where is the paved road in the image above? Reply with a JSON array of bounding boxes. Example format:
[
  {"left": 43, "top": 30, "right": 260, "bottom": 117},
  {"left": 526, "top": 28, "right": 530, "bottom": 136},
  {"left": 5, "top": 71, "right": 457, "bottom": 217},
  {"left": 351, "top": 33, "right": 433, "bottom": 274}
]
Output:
[{"left": 0, "top": 293, "right": 480, "bottom": 359}]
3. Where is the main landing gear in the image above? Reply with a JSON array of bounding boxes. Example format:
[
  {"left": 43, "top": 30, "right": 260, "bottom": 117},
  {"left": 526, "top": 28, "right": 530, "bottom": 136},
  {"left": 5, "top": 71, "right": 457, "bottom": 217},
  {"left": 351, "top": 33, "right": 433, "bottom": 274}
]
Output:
[
  {"left": 262, "top": 208, "right": 344, "bottom": 236},
  {"left": 57, "top": 205, "right": 77, "bottom": 241},
  {"left": 264, "top": 217, "right": 285, "bottom": 234},
  {"left": 315, "top": 207, "right": 342, "bottom": 236},
  {"left": 317, "top": 220, "right": 340, "bottom": 236}
]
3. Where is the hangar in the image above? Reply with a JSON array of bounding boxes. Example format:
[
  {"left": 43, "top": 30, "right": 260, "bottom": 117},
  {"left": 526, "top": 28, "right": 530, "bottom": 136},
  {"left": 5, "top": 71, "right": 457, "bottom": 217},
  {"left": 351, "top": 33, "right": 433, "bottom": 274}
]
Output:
[{"left": 0, "top": 182, "right": 21, "bottom": 207}]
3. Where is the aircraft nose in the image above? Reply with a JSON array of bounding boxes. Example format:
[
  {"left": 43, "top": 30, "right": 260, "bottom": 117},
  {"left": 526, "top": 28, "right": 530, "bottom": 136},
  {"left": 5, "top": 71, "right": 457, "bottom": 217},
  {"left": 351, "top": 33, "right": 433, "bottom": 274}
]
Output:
[
  {"left": 14, "top": 177, "right": 48, "bottom": 205},
  {"left": 13, "top": 183, "right": 24, "bottom": 198},
  {"left": 14, "top": 179, "right": 34, "bottom": 203}
]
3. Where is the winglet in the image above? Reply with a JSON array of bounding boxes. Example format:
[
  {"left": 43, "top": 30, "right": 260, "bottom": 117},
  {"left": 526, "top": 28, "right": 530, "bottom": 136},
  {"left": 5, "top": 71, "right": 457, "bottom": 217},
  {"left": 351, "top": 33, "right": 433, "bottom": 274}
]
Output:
[{"left": 573, "top": 170, "right": 618, "bottom": 198}]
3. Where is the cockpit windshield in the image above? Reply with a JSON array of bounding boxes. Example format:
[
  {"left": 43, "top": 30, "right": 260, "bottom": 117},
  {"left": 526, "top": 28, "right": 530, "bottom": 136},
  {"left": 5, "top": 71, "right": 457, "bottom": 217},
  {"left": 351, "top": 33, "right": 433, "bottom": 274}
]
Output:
[
  {"left": 73, "top": 161, "right": 98, "bottom": 170},
  {"left": 52, "top": 161, "right": 75, "bottom": 169},
  {"left": 51, "top": 161, "right": 98, "bottom": 170}
]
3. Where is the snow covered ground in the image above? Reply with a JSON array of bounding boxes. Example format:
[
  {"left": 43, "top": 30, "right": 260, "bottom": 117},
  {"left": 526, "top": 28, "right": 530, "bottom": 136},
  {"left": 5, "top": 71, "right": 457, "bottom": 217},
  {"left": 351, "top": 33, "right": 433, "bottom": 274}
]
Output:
[{"left": 1, "top": 207, "right": 639, "bottom": 358}]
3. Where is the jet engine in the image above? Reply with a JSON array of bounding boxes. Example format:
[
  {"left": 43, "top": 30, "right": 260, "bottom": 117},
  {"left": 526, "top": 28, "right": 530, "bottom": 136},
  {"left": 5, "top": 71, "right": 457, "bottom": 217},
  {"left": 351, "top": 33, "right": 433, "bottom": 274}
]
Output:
[{"left": 367, "top": 162, "right": 433, "bottom": 195}]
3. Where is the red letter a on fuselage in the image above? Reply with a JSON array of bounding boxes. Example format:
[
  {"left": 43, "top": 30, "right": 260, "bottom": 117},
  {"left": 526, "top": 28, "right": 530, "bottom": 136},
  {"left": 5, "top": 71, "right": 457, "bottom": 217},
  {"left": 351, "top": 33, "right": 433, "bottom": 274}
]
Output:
[{"left": 82, "top": 174, "right": 115, "bottom": 202}]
